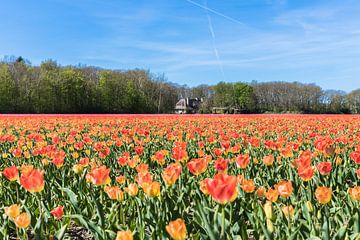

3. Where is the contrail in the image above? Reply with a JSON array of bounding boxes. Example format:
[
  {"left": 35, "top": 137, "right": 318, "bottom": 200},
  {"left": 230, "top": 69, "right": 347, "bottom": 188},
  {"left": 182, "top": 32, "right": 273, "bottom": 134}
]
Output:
[
  {"left": 204, "top": 0, "right": 226, "bottom": 82},
  {"left": 185, "top": 0, "right": 245, "bottom": 27}
]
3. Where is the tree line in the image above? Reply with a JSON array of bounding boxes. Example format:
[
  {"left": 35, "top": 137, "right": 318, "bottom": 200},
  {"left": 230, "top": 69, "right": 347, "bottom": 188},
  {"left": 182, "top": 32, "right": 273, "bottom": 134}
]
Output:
[{"left": 0, "top": 57, "right": 359, "bottom": 114}]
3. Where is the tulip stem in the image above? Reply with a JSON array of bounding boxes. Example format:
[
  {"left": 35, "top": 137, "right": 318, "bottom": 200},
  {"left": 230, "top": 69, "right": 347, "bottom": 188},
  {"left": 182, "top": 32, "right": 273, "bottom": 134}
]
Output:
[
  {"left": 287, "top": 198, "right": 292, "bottom": 231},
  {"left": 15, "top": 226, "right": 19, "bottom": 240},
  {"left": 221, "top": 206, "right": 225, "bottom": 238}
]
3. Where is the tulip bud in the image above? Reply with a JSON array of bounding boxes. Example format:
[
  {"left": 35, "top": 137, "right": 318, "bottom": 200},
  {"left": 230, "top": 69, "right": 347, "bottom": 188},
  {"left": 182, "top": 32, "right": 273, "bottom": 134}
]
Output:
[
  {"left": 306, "top": 201, "right": 313, "bottom": 212},
  {"left": 264, "top": 201, "right": 273, "bottom": 220},
  {"left": 317, "top": 210, "right": 322, "bottom": 219},
  {"left": 72, "top": 151, "right": 79, "bottom": 159},
  {"left": 72, "top": 164, "right": 83, "bottom": 174},
  {"left": 266, "top": 219, "right": 274, "bottom": 233},
  {"left": 335, "top": 157, "right": 342, "bottom": 166},
  {"left": 42, "top": 158, "right": 49, "bottom": 166}
]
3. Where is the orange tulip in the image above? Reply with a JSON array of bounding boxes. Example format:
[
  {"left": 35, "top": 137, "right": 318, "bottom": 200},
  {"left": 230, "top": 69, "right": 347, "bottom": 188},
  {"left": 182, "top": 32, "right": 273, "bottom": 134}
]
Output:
[
  {"left": 295, "top": 151, "right": 312, "bottom": 169},
  {"left": 315, "top": 186, "right": 332, "bottom": 204},
  {"left": 172, "top": 146, "right": 188, "bottom": 162},
  {"left": 187, "top": 158, "right": 208, "bottom": 175},
  {"left": 51, "top": 206, "right": 64, "bottom": 219},
  {"left": 14, "top": 212, "right": 31, "bottom": 228},
  {"left": 151, "top": 150, "right": 169, "bottom": 166},
  {"left": 237, "top": 174, "right": 245, "bottom": 185},
  {"left": 143, "top": 181, "right": 161, "bottom": 197},
  {"left": 104, "top": 186, "right": 124, "bottom": 201},
  {"left": 116, "top": 230, "right": 133, "bottom": 240},
  {"left": 136, "top": 172, "right": 153, "bottom": 187},
  {"left": 206, "top": 173, "right": 238, "bottom": 204},
  {"left": 19, "top": 164, "right": 34, "bottom": 175},
  {"left": 52, "top": 158, "right": 64, "bottom": 168},
  {"left": 348, "top": 186, "right": 360, "bottom": 201},
  {"left": 19, "top": 168, "right": 45, "bottom": 192},
  {"left": 265, "top": 188, "right": 279, "bottom": 202},
  {"left": 128, "top": 156, "right": 139, "bottom": 168},
  {"left": 235, "top": 154, "right": 250, "bottom": 169},
  {"left": 282, "top": 205, "right": 295, "bottom": 218},
  {"left": 116, "top": 175, "right": 126, "bottom": 184},
  {"left": 275, "top": 180, "right": 293, "bottom": 198},
  {"left": 2, "top": 165, "right": 18, "bottom": 181},
  {"left": 212, "top": 147, "right": 222, "bottom": 157},
  {"left": 241, "top": 179, "right": 255, "bottom": 193},
  {"left": 12, "top": 148, "right": 22, "bottom": 158},
  {"left": 263, "top": 155, "right": 274, "bottom": 166},
  {"left": 298, "top": 166, "right": 315, "bottom": 181},
  {"left": 256, "top": 186, "right": 266, "bottom": 198},
  {"left": 162, "top": 162, "right": 182, "bottom": 186},
  {"left": 280, "top": 147, "right": 293, "bottom": 158},
  {"left": 199, "top": 178, "right": 210, "bottom": 195},
  {"left": 86, "top": 165, "right": 111, "bottom": 186},
  {"left": 135, "top": 163, "right": 149, "bottom": 174},
  {"left": 166, "top": 218, "right": 187, "bottom": 240},
  {"left": 125, "top": 183, "right": 139, "bottom": 196},
  {"left": 4, "top": 204, "right": 20, "bottom": 219}
]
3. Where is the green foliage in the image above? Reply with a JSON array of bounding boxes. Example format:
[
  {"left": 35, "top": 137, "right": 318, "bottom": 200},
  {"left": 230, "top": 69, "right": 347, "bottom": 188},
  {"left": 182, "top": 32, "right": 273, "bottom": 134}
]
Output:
[
  {"left": 0, "top": 57, "right": 358, "bottom": 114},
  {"left": 0, "top": 59, "right": 178, "bottom": 114},
  {"left": 212, "top": 82, "right": 255, "bottom": 112},
  {"left": 0, "top": 64, "right": 17, "bottom": 113}
]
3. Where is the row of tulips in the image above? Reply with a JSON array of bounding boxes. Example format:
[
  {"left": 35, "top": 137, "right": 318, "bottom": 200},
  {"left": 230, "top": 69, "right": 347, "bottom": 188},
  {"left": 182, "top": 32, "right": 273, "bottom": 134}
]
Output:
[{"left": 0, "top": 115, "right": 359, "bottom": 239}]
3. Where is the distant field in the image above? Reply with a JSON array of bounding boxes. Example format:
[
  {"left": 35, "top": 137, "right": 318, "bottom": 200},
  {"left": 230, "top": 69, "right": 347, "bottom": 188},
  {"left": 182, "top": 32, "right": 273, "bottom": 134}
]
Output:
[{"left": 0, "top": 115, "right": 359, "bottom": 239}]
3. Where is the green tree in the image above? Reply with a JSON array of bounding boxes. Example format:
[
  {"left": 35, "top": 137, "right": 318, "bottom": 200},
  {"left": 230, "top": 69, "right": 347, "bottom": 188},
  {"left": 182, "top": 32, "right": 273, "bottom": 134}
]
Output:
[{"left": 0, "top": 64, "right": 17, "bottom": 113}]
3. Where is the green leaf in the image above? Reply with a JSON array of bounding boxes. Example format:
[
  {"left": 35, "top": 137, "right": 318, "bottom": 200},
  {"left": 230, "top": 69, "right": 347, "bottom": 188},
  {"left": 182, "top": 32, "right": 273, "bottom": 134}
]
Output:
[
  {"left": 105, "top": 229, "right": 117, "bottom": 239},
  {"left": 307, "top": 237, "right": 322, "bottom": 240},
  {"left": 54, "top": 224, "right": 68, "bottom": 240},
  {"left": 333, "top": 226, "right": 347, "bottom": 240},
  {"left": 68, "top": 214, "right": 105, "bottom": 240},
  {"left": 322, "top": 215, "right": 330, "bottom": 240},
  {"left": 195, "top": 200, "right": 217, "bottom": 240},
  {"left": 60, "top": 187, "right": 79, "bottom": 208}
]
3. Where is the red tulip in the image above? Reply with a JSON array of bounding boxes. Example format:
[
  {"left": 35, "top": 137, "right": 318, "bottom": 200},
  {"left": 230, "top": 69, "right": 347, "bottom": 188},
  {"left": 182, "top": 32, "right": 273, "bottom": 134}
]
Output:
[
  {"left": 51, "top": 206, "right": 64, "bottom": 219},
  {"left": 214, "top": 158, "right": 228, "bottom": 173},
  {"left": 317, "top": 162, "right": 332, "bottom": 175},
  {"left": 2, "top": 165, "right": 18, "bottom": 181},
  {"left": 350, "top": 151, "right": 360, "bottom": 164}
]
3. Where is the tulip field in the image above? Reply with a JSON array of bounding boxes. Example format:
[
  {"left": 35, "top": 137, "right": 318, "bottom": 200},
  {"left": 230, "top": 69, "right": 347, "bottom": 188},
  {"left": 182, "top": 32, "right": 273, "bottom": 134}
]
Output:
[{"left": 0, "top": 114, "right": 360, "bottom": 240}]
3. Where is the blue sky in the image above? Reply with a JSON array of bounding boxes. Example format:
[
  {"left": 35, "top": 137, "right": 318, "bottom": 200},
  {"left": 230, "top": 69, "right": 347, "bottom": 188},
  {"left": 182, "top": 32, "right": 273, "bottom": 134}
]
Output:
[{"left": 1, "top": 0, "right": 359, "bottom": 91}]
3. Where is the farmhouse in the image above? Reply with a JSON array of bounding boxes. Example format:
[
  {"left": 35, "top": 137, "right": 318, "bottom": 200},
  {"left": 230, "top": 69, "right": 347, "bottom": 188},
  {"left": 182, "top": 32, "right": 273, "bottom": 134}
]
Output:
[{"left": 174, "top": 98, "right": 203, "bottom": 114}]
